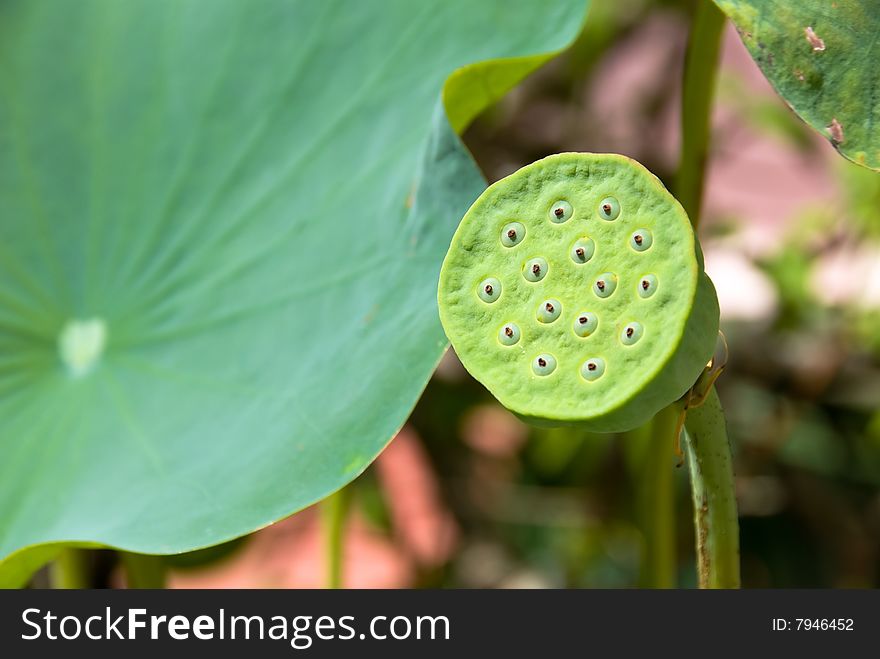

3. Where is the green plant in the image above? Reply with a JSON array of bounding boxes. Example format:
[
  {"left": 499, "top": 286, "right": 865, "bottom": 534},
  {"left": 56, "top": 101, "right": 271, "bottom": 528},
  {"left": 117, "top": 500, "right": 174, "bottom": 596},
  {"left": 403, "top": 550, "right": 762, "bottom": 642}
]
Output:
[
  {"left": 438, "top": 152, "right": 719, "bottom": 432},
  {"left": 2, "top": 0, "right": 877, "bottom": 591},
  {"left": 0, "top": 0, "right": 590, "bottom": 587}
]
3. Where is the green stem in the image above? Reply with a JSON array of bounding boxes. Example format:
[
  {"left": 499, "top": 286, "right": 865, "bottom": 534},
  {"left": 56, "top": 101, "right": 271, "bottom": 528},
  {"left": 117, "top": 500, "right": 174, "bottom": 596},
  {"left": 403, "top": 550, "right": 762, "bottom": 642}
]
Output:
[
  {"left": 121, "top": 552, "right": 167, "bottom": 589},
  {"left": 322, "top": 487, "right": 350, "bottom": 589},
  {"left": 675, "top": 0, "right": 739, "bottom": 589},
  {"left": 677, "top": 0, "right": 726, "bottom": 227},
  {"left": 637, "top": 406, "right": 679, "bottom": 588},
  {"left": 683, "top": 387, "right": 740, "bottom": 588},
  {"left": 50, "top": 548, "right": 90, "bottom": 589}
]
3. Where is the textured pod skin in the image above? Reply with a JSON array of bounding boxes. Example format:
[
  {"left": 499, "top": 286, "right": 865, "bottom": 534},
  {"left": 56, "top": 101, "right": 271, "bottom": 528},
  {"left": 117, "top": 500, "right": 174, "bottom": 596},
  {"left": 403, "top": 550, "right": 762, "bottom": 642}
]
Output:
[{"left": 438, "top": 153, "right": 719, "bottom": 432}]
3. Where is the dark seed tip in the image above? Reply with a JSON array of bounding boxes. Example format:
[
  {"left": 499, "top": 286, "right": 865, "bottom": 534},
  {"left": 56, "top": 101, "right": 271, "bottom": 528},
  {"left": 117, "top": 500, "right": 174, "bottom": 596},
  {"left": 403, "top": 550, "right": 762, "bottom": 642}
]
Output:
[
  {"left": 575, "top": 247, "right": 584, "bottom": 258},
  {"left": 507, "top": 229, "right": 517, "bottom": 239},
  {"left": 504, "top": 326, "right": 513, "bottom": 337},
  {"left": 545, "top": 303, "right": 554, "bottom": 312},
  {"left": 602, "top": 204, "right": 612, "bottom": 214},
  {"left": 634, "top": 235, "right": 643, "bottom": 245},
  {"left": 626, "top": 327, "right": 634, "bottom": 337},
  {"left": 484, "top": 285, "right": 493, "bottom": 294},
  {"left": 578, "top": 316, "right": 587, "bottom": 324},
  {"left": 587, "top": 362, "right": 597, "bottom": 371},
  {"left": 532, "top": 264, "right": 541, "bottom": 275},
  {"left": 596, "top": 281, "right": 605, "bottom": 290},
  {"left": 642, "top": 280, "right": 649, "bottom": 289},
  {"left": 554, "top": 207, "right": 564, "bottom": 218},
  {"left": 537, "top": 358, "right": 547, "bottom": 367}
]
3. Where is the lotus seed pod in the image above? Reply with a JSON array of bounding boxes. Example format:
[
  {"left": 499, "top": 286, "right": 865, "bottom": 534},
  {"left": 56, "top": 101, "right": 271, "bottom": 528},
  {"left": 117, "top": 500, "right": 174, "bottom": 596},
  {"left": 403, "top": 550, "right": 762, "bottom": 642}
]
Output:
[{"left": 438, "top": 152, "right": 720, "bottom": 432}]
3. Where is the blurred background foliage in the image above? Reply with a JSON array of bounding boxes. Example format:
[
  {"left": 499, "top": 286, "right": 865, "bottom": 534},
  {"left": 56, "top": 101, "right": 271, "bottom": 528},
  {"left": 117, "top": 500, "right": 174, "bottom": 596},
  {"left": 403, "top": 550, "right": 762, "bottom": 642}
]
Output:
[{"left": 35, "top": 0, "right": 880, "bottom": 589}]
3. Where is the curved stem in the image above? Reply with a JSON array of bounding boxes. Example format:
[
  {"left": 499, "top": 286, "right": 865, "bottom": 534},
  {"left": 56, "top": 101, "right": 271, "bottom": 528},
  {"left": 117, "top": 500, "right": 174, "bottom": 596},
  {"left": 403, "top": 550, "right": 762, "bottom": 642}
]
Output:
[
  {"left": 121, "top": 552, "right": 167, "bottom": 589},
  {"left": 683, "top": 387, "right": 740, "bottom": 588},
  {"left": 322, "top": 487, "right": 350, "bottom": 589},
  {"left": 50, "top": 548, "right": 90, "bottom": 589},
  {"left": 637, "top": 406, "right": 679, "bottom": 588},
  {"left": 677, "top": 0, "right": 726, "bottom": 227}
]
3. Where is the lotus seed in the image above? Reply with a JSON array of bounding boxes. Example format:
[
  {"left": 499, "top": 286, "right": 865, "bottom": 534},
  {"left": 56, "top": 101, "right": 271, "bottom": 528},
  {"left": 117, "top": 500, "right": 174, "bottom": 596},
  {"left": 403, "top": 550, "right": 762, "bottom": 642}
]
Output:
[
  {"left": 573, "top": 312, "right": 598, "bottom": 337},
  {"left": 638, "top": 274, "right": 658, "bottom": 298},
  {"left": 532, "top": 353, "right": 557, "bottom": 376},
  {"left": 593, "top": 272, "right": 618, "bottom": 298},
  {"left": 630, "top": 229, "right": 653, "bottom": 252},
  {"left": 598, "top": 196, "right": 620, "bottom": 221},
  {"left": 537, "top": 299, "right": 562, "bottom": 324},
  {"left": 620, "top": 321, "right": 644, "bottom": 346},
  {"left": 549, "top": 200, "right": 573, "bottom": 223},
  {"left": 498, "top": 322, "right": 521, "bottom": 346},
  {"left": 523, "top": 257, "right": 548, "bottom": 282},
  {"left": 478, "top": 277, "right": 502, "bottom": 303},
  {"left": 580, "top": 357, "right": 606, "bottom": 381},
  {"left": 501, "top": 222, "right": 525, "bottom": 247},
  {"left": 570, "top": 237, "right": 595, "bottom": 264}
]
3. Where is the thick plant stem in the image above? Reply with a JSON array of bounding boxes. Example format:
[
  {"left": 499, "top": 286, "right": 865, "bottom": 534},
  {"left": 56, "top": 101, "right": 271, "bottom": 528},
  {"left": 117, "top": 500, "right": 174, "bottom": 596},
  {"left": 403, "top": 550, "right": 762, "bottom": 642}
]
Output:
[
  {"left": 50, "top": 548, "right": 90, "bottom": 589},
  {"left": 683, "top": 387, "right": 740, "bottom": 588},
  {"left": 637, "top": 406, "right": 679, "bottom": 588},
  {"left": 121, "top": 552, "right": 167, "bottom": 589},
  {"left": 322, "top": 487, "right": 350, "bottom": 589},
  {"left": 677, "top": 0, "right": 726, "bottom": 227},
  {"left": 675, "top": 0, "right": 739, "bottom": 589}
]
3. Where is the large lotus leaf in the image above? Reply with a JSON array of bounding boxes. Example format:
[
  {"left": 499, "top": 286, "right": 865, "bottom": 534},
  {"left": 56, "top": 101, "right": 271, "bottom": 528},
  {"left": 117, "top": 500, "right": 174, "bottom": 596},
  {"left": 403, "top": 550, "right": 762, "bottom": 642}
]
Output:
[
  {"left": 715, "top": 0, "right": 880, "bottom": 170},
  {"left": 0, "top": 0, "right": 589, "bottom": 585}
]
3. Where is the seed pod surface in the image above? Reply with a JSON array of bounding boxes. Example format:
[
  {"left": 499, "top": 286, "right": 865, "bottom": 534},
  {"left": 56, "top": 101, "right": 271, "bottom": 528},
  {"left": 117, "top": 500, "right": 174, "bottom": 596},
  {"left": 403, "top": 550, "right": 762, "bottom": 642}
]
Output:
[{"left": 438, "top": 153, "right": 719, "bottom": 432}]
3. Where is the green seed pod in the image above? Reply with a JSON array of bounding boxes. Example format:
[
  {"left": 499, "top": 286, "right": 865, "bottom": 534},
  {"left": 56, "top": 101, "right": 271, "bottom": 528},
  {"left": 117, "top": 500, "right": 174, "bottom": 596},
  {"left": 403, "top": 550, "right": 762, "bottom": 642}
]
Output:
[{"left": 438, "top": 152, "right": 720, "bottom": 432}]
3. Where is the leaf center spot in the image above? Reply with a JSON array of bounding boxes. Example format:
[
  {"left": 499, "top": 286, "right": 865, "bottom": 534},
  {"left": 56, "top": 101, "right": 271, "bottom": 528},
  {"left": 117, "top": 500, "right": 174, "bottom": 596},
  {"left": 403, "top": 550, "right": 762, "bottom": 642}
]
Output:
[{"left": 58, "top": 318, "right": 107, "bottom": 378}]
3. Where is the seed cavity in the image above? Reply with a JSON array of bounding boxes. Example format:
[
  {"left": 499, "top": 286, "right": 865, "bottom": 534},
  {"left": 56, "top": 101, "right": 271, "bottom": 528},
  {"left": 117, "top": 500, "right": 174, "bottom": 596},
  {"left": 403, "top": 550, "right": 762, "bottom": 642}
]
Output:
[
  {"left": 549, "top": 200, "right": 573, "bottom": 223},
  {"left": 570, "top": 237, "right": 595, "bottom": 264},
  {"left": 501, "top": 222, "right": 525, "bottom": 247},
  {"left": 580, "top": 357, "right": 606, "bottom": 381},
  {"left": 593, "top": 272, "right": 617, "bottom": 298},
  {"left": 523, "top": 257, "right": 548, "bottom": 282},
  {"left": 498, "top": 322, "right": 521, "bottom": 346},
  {"left": 478, "top": 277, "right": 502, "bottom": 303},
  {"left": 598, "top": 196, "right": 620, "bottom": 221},
  {"left": 572, "top": 312, "right": 598, "bottom": 337},
  {"left": 620, "top": 321, "right": 644, "bottom": 346},
  {"left": 638, "top": 274, "right": 658, "bottom": 298},
  {"left": 537, "top": 299, "right": 562, "bottom": 324},
  {"left": 630, "top": 229, "right": 653, "bottom": 252},
  {"left": 532, "top": 353, "right": 557, "bottom": 376}
]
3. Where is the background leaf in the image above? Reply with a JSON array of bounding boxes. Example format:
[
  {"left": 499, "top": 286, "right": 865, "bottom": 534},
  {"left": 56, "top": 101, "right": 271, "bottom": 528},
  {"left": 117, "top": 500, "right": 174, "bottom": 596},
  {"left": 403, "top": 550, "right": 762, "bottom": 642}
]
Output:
[
  {"left": 0, "top": 0, "right": 588, "bottom": 584},
  {"left": 714, "top": 0, "right": 880, "bottom": 170}
]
